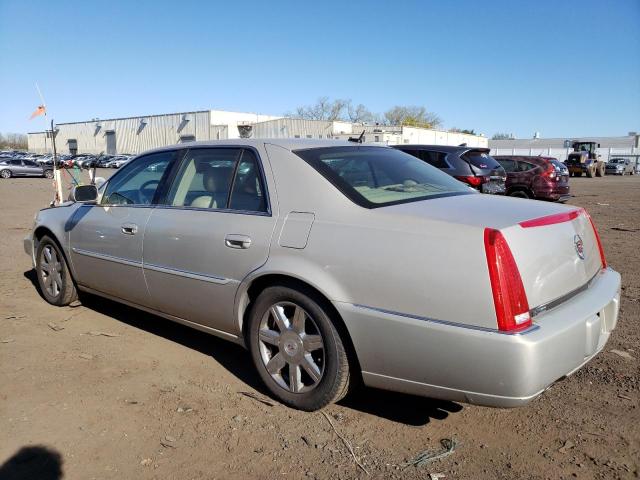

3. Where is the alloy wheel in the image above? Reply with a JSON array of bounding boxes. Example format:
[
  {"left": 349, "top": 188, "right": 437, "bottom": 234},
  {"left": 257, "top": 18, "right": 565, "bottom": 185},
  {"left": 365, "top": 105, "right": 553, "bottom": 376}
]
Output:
[
  {"left": 40, "top": 244, "right": 63, "bottom": 298},
  {"left": 0, "top": 170, "right": 10, "bottom": 179},
  {"left": 258, "top": 302, "right": 325, "bottom": 393}
]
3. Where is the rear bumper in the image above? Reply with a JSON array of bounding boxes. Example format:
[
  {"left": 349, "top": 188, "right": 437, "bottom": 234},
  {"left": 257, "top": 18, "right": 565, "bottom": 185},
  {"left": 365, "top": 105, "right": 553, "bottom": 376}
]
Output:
[{"left": 336, "top": 267, "right": 620, "bottom": 407}]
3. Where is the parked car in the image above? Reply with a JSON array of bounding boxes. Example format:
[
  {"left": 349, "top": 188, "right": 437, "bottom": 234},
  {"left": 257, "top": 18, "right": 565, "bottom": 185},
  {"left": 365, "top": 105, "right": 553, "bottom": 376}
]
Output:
[
  {"left": 605, "top": 158, "right": 635, "bottom": 175},
  {"left": 493, "top": 156, "right": 570, "bottom": 202},
  {"left": 25, "top": 140, "right": 620, "bottom": 411},
  {"left": 392, "top": 145, "right": 506, "bottom": 194},
  {"left": 0, "top": 158, "right": 54, "bottom": 179}
]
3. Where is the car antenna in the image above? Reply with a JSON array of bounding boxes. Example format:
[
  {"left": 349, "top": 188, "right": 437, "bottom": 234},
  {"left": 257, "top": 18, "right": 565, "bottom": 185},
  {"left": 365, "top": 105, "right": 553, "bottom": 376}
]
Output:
[{"left": 348, "top": 130, "right": 365, "bottom": 144}]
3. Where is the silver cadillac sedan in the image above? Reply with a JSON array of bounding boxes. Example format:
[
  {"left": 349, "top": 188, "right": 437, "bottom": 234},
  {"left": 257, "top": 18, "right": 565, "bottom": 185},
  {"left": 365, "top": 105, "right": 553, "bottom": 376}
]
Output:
[{"left": 24, "top": 140, "right": 621, "bottom": 411}]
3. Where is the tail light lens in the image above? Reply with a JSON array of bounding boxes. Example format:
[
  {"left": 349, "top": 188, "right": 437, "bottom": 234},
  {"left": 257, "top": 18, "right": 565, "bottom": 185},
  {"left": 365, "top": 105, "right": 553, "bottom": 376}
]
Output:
[
  {"left": 484, "top": 228, "right": 532, "bottom": 332},
  {"left": 455, "top": 175, "right": 485, "bottom": 187},
  {"left": 541, "top": 163, "right": 556, "bottom": 180},
  {"left": 584, "top": 210, "right": 607, "bottom": 269}
]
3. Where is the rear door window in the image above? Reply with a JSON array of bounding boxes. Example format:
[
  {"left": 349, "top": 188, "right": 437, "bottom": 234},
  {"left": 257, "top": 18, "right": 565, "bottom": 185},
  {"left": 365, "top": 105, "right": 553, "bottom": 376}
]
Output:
[
  {"left": 497, "top": 159, "right": 517, "bottom": 172},
  {"left": 462, "top": 151, "right": 501, "bottom": 170}
]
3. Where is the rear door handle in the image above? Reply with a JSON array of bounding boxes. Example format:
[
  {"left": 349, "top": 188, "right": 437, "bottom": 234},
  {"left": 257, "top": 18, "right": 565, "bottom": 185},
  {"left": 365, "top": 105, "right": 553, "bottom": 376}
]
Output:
[
  {"left": 225, "top": 234, "right": 251, "bottom": 249},
  {"left": 121, "top": 223, "right": 138, "bottom": 235}
]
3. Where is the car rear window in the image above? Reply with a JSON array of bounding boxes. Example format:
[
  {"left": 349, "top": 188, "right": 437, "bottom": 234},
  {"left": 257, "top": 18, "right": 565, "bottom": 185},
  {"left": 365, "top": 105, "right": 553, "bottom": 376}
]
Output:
[
  {"left": 294, "top": 146, "right": 473, "bottom": 208},
  {"left": 462, "top": 151, "right": 501, "bottom": 170}
]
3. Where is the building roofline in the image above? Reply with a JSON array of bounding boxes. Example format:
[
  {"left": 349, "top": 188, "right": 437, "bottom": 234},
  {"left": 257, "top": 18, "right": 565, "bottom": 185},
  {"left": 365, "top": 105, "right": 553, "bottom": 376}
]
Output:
[{"left": 54, "top": 109, "right": 211, "bottom": 126}]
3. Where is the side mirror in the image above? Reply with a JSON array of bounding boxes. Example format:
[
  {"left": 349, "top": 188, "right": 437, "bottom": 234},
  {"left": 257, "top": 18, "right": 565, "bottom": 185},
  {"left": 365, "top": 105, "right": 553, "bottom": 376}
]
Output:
[{"left": 70, "top": 184, "right": 98, "bottom": 203}]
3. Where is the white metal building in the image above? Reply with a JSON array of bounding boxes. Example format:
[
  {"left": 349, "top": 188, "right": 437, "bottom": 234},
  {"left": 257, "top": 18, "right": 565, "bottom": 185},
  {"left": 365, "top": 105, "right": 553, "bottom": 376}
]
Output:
[
  {"left": 28, "top": 109, "right": 488, "bottom": 155},
  {"left": 489, "top": 134, "right": 640, "bottom": 162}
]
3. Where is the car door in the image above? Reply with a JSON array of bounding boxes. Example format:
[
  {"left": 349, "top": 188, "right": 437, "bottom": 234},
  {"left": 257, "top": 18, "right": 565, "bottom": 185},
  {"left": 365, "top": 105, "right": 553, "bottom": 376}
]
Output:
[
  {"left": 68, "top": 150, "right": 180, "bottom": 306},
  {"left": 142, "top": 146, "right": 277, "bottom": 335},
  {"left": 22, "top": 160, "right": 43, "bottom": 176},
  {"left": 10, "top": 159, "right": 26, "bottom": 175}
]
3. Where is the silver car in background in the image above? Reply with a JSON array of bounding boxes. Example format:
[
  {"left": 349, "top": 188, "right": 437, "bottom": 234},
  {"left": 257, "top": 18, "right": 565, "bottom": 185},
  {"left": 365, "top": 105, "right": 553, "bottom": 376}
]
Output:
[
  {"left": 0, "top": 158, "right": 54, "bottom": 179},
  {"left": 24, "top": 140, "right": 620, "bottom": 411}
]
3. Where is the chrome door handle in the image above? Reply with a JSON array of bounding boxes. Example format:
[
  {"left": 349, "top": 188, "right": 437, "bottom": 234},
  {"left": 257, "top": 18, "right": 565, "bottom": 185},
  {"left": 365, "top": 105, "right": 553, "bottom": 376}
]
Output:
[
  {"left": 225, "top": 234, "right": 251, "bottom": 249},
  {"left": 121, "top": 223, "right": 138, "bottom": 235}
]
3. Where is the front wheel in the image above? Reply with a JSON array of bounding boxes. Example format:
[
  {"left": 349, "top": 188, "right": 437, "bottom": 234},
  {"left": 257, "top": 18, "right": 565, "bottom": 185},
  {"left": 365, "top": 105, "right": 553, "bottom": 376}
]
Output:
[
  {"left": 0, "top": 169, "right": 11, "bottom": 179},
  {"left": 36, "top": 235, "right": 78, "bottom": 306},
  {"left": 248, "top": 286, "right": 350, "bottom": 411}
]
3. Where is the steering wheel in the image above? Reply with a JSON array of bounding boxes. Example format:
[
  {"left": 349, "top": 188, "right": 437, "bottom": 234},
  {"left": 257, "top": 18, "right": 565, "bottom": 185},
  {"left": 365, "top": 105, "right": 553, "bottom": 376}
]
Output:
[{"left": 140, "top": 179, "right": 160, "bottom": 202}]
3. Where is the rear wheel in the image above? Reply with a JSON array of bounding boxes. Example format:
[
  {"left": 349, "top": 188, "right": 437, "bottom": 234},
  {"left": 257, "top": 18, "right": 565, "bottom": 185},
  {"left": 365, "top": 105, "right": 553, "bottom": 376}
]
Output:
[
  {"left": 596, "top": 164, "right": 605, "bottom": 177},
  {"left": 44, "top": 170, "right": 54, "bottom": 179},
  {"left": 575, "top": 171, "right": 582, "bottom": 177},
  {"left": 0, "top": 169, "right": 11, "bottom": 179},
  {"left": 248, "top": 286, "right": 350, "bottom": 411},
  {"left": 509, "top": 190, "right": 530, "bottom": 199},
  {"left": 36, "top": 235, "right": 78, "bottom": 306}
]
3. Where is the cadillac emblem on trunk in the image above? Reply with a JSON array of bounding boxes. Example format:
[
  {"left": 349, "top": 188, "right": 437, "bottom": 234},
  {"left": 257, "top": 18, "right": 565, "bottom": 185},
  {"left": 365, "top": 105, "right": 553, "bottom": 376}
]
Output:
[{"left": 574, "top": 234, "right": 585, "bottom": 260}]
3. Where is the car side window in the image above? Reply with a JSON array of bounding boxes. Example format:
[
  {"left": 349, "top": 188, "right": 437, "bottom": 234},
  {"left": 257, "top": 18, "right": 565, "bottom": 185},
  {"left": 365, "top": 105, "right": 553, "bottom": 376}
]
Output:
[
  {"left": 10, "top": 160, "right": 21, "bottom": 166},
  {"left": 166, "top": 148, "right": 268, "bottom": 213},
  {"left": 101, "top": 151, "right": 176, "bottom": 206},
  {"left": 228, "top": 150, "right": 268, "bottom": 212},
  {"left": 497, "top": 159, "right": 517, "bottom": 172},
  {"left": 518, "top": 161, "right": 535, "bottom": 172},
  {"left": 166, "top": 148, "right": 241, "bottom": 209},
  {"left": 24, "top": 160, "right": 38, "bottom": 167},
  {"left": 420, "top": 151, "right": 448, "bottom": 169}
]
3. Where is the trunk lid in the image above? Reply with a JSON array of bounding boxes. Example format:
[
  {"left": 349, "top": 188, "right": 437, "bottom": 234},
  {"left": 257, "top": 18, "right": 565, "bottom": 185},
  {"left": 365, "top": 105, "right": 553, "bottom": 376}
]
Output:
[
  {"left": 500, "top": 210, "right": 602, "bottom": 311},
  {"left": 382, "top": 194, "right": 603, "bottom": 312}
]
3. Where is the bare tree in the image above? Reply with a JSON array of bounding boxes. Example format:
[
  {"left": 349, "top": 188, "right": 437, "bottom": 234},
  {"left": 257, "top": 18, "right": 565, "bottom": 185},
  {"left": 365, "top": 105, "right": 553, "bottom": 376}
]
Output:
[
  {"left": 0, "top": 132, "right": 28, "bottom": 150},
  {"left": 346, "top": 101, "right": 374, "bottom": 123},
  {"left": 383, "top": 106, "right": 442, "bottom": 129},
  {"left": 449, "top": 127, "right": 477, "bottom": 135},
  {"left": 491, "top": 133, "right": 515, "bottom": 140},
  {"left": 293, "top": 97, "right": 350, "bottom": 121}
]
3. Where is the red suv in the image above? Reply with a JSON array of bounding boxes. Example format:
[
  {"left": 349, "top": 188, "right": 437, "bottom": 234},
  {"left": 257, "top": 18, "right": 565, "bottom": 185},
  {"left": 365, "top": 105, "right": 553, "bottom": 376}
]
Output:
[{"left": 493, "top": 156, "right": 570, "bottom": 202}]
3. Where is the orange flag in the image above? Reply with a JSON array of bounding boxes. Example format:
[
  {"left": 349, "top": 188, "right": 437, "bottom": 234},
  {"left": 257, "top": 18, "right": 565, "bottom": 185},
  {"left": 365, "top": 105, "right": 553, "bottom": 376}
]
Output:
[{"left": 29, "top": 105, "right": 46, "bottom": 119}]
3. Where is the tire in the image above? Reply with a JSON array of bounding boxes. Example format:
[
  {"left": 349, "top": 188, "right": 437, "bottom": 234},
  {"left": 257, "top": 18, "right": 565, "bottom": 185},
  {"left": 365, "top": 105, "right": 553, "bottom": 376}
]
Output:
[
  {"left": 509, "top": 190, "right": 530, "bottom": 199},
  {"left": 586, "top": 166, "right": 595, "bottom": 178},
  {"left": 0, "top": 169, "right": 11, "bottom": 179},
  {"left": 575, "top": 171, "right": 582, "bottom": 177},
  {"left": 247, "top": 286, "right": 350, "bottom": 411},
  {"left": 35, "top": 235, "right": 78, "bottom": 306},
  {"left": 44, "top": 170, "right": 54, "bottom": 179},
  {"left": 596, "top": 164, "right": 605, "bottom": 177}
]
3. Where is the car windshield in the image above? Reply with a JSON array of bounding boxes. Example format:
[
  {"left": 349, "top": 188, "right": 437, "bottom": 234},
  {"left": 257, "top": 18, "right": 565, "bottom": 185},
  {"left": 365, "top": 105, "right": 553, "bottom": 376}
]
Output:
[{"left": 295, "top": 146, "right": 472, "bottom": 208}]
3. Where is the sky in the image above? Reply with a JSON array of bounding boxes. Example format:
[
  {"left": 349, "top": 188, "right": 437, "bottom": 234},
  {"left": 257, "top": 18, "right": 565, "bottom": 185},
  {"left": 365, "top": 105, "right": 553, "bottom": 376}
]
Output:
[{"left": 0, "top": 0, "right": 638, "bottom": 139}]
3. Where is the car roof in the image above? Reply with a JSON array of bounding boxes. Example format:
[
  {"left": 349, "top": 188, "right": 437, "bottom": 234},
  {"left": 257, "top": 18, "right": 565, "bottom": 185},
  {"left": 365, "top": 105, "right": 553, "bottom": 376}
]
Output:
[
  {"left": 493, "top": 155, "right": 555, "bottom": 164},
  {"left": 139, "top": 138, "right": 367, "bottom": 156}
]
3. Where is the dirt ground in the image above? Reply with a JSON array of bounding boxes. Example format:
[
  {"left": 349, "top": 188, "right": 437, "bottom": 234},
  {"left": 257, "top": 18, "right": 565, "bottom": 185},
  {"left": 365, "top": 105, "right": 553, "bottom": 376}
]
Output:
[{"left": 1, "top": 172, "right": 638, "bottom": 480}]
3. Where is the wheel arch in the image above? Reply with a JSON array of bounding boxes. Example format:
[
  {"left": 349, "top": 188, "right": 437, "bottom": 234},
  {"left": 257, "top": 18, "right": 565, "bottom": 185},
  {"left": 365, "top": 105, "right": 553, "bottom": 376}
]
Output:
[
  {"left": 237, "top": 272, "right": 363, "bottom": 382},
  {"left": 33, "top": 226, "right": 75, "bottom": 279}
]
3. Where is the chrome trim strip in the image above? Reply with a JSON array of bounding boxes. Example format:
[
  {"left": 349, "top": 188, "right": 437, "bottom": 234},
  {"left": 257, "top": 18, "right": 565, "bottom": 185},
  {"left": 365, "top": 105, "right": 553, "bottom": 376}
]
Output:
[
  {"left": 143, "top": 262, "right": 231, "bottom": 285},
  {"left": 352, "top": 304, "right": 540, "bottom": 336},
  {"left": 71, "top": 247, "right": 142, "bottom": 267},
  {"left": 530, "top": 269, "right": 601, "bottom": 318}
]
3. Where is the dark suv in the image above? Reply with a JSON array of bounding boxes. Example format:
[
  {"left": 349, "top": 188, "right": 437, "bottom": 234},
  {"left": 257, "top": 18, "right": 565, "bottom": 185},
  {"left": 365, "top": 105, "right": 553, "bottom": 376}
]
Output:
[
  {"left": 493, "top": 156, "right": 570, "bottom": 202},
  {"left": 393, "top": 145, "right": 506, "bottom": 194}
]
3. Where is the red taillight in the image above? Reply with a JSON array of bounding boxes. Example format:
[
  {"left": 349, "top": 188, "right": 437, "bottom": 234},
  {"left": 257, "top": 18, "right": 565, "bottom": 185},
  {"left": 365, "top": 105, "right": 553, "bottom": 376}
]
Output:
[
  {"left": 519, "top": 209, "right": 582, "bottom": 228},
  {"left": 455, "top": 175, "right": 485, "bottom": 187},
  {"left": 584, "top": 210, "right": 607, "bottom": 269},
  {"left": 484, "top": 228, "right": 532, "bottom": 332},
  {"left": 541, "top": 163, "right": 556, "bottom": 180}
]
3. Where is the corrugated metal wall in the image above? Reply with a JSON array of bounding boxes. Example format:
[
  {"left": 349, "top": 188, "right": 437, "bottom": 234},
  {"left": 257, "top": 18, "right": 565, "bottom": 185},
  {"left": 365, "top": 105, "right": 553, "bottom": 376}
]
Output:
[
  {"left": 28, "top": 111, "right": 210, "bottom": 155},
  {"left": 491, "top": 147, "right": 640, "bottom": 162},
  {"left": 251, "top": 118, "right": 336, "bottom": 138}
]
